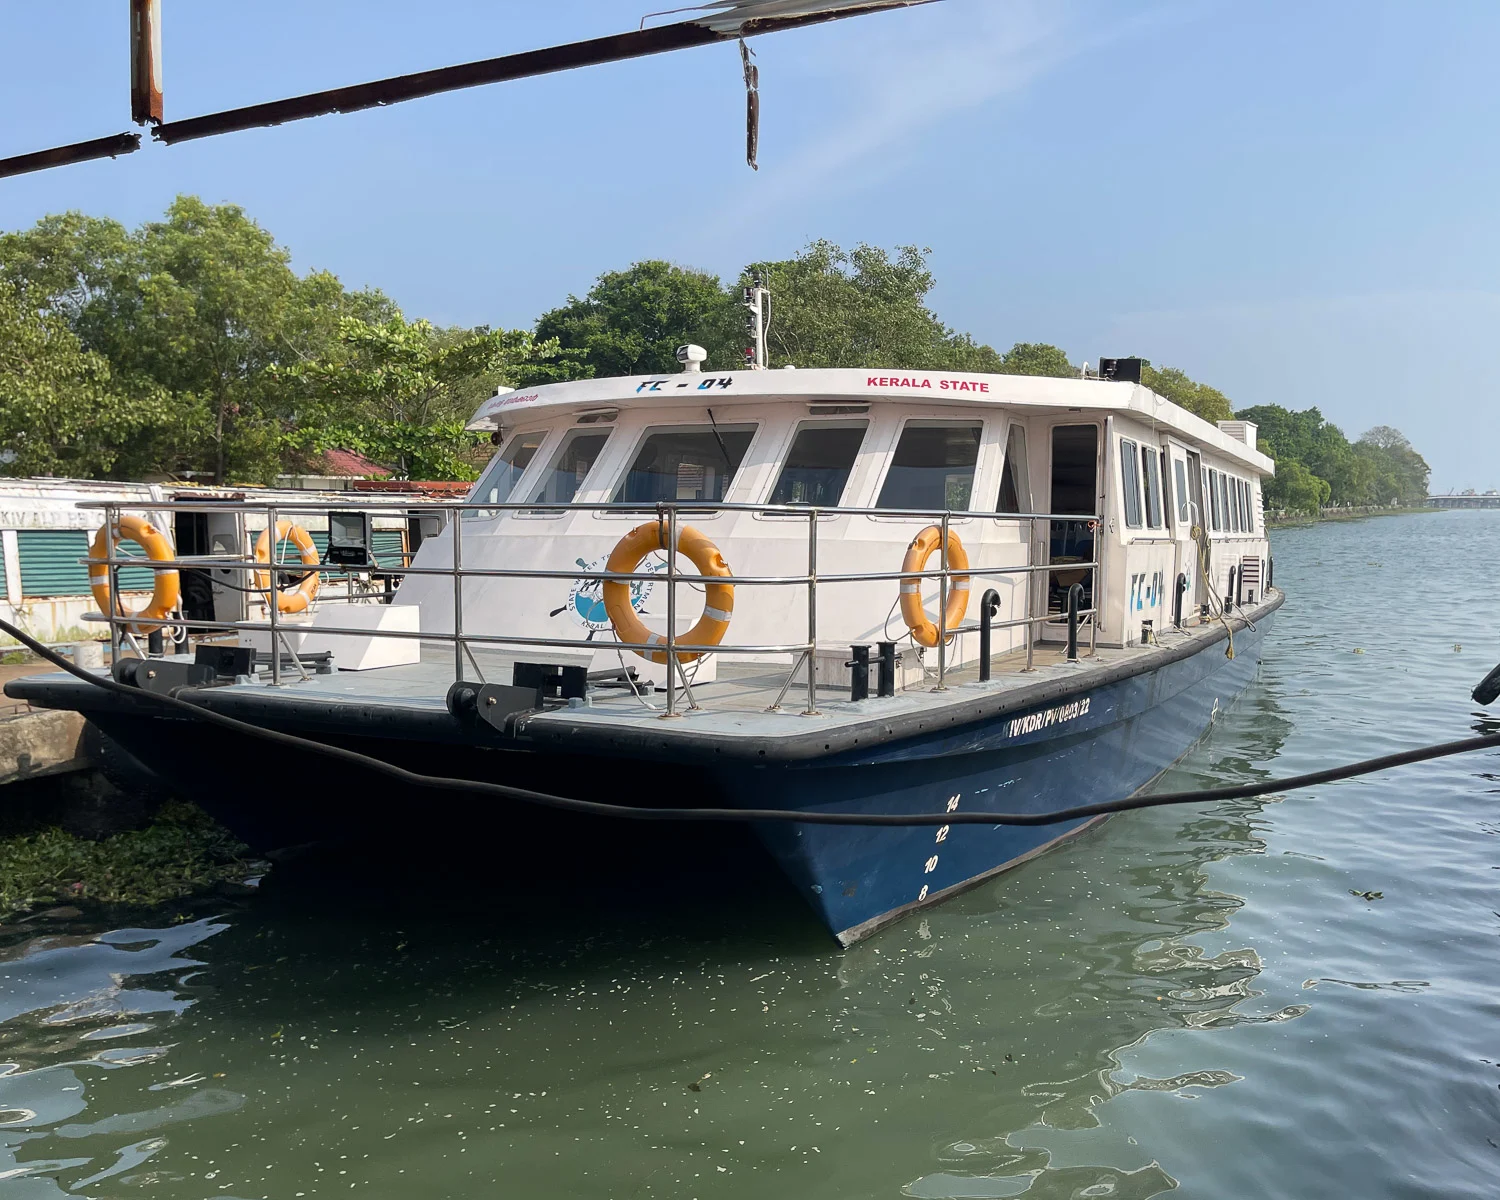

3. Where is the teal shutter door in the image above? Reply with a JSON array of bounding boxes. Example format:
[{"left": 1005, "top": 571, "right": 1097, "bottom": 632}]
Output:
[
  {"left": 372, "top": 530, "right": 407, "bottom": 568},
  {"left": 17, "top": 529, "right": 158, "bottom": 597}
]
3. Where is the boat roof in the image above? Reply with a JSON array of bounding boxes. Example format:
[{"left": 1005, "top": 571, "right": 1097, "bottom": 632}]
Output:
[{"left": 466, "top": 367, "right": 1275, "bottom": 475}]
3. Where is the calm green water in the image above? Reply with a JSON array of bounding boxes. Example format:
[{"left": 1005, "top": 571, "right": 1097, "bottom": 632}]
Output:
[{"left": 4, "top": 510, "right": 1500, "bottom": 1199}]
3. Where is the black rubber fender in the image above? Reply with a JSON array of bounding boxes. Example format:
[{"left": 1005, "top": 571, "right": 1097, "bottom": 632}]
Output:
[
  {"left": 94, "top": 729, "right": 178, "bottom": 803},
  {"left": 1474, "top": 661, "right": 1500, "bottom": 707}
]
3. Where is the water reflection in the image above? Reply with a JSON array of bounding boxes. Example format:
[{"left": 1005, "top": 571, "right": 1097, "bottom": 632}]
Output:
[
  {"left": 17, "top": 505, "right": 1500, "bottom": 1198},
  {"left": 0, "top": 685, "right": 1301, "bottom": 1198}
]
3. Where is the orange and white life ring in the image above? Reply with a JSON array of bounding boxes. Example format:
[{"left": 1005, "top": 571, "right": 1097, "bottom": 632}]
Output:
[
  {"left": 603, "top": 522, "right": 733, "bottom": 664},
  {"left": 899, "top": 525, "right": 970, "bottom": 647},
  {"left": 87, "top": 515, "right": 181, "bottom": 636},
  {"left": 253, "top": 521, "right": 322, "bottom": 614}
]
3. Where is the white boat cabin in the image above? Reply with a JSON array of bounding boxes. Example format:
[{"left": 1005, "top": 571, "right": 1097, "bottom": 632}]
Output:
[{"left": 393, "top": 365, "right": 1273, "bottom": 681}]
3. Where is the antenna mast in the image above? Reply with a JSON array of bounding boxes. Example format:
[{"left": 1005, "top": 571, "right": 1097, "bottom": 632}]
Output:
[{"left": 743, "top": 273, "right": 769, "bottom": 370}]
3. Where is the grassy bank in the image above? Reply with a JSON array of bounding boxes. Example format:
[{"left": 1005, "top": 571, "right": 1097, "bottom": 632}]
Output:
[{"left": 0, "top": 800, "right": 254, "bottom": 921}]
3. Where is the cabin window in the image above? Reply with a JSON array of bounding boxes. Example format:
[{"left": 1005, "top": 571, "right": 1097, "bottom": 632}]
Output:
[
  {"left": 1207, "top": 469, "right": 1221, "bottom": 531},
  {"left": 769, "top": 422, "right": 868, "bottom": 506},
  {"left": 612, "top": 424, "right": 756, "bottom": 504},
  {"left": 1233, "top": 476, "right": 1245, "bottom": 532},
  {"left": 529, "top": 430, "right": 610, "bottom": 504},
  {"left": 1173, "top": 457, "right": 1191, "bottom": 524},
  {"left": 995, "top": 423, "right": 1031, "bottom": 514},
  {"left": 1142, "top": 446, "right": 1164, "bottom": 529},
  {"left": 1243, "top": 481, "right": 1255, "bottom": 532},
  {"left": 876, "top": 422, "right": 982, "bottom": 512},
  {"left": 469, "top": 430, "right": 545, "bottom": 514},
  {"left": 1119, "top": 439, "right": 1143, "bottom": 528},
  {"left": 1220, "top": 474, "right": 1232, "bottom": 533}
]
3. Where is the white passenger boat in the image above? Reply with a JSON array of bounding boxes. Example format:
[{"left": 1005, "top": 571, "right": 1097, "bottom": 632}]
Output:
[{"left": 7, "top": 335, "right": 1281, "bottom": 944}]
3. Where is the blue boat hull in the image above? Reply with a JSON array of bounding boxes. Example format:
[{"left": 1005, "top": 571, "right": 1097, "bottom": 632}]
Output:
[
  {"left": 4, "top": 606, "right": 1275, "bottom": 946},
  {"left": 725, "top": 612, "right": 1273, "bottom": 943}
]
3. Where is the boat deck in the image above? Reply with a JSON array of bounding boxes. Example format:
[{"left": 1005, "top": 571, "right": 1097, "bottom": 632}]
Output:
[{"left": 6, "top": 594, "right": 1282, "bottom": 764}]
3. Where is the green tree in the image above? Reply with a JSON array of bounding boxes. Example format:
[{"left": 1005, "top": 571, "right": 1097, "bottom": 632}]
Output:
[
  {"left": 1141, "top": 364, "right": 1234, "bottom": 423},
  {"left": 0, "top": 210, "right": 132, "bottom": 324},
  {"left": 1270, "top": 458, "right": 1332, "bottom": 515},
  {"left": 998, "top": 342, "right": 1074, "bottom": 377},
  {"left": 0, "top": 281, "right": 165, "bottom": 477},
  {"left": 1354, "top": 425, "right": 1430, "bottom": 505},
  {"left": 280, "top": 314, "right": 557, "bottom": 479},
  {"left": 746, "top": 241, "right": 1001, "bottom": 371},
  {"left": 528, "top": 260, "right": 736, "bottom": 381},
  {"left": 0, "top": 197, "right": 396, "bottom": 483}
]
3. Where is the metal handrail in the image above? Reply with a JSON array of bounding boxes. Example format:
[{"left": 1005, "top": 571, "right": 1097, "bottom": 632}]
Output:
[{"left": 81, "top": 497, "right": 1103, "bottom": 713}]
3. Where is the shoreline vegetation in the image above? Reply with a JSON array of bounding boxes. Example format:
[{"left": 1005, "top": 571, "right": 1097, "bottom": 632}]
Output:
[
  {"left": 1267, "top": 504, "right": 1439, "bottom": 528},
  {"left": 0, "top": 196, "right": 1431, "bottom": 512}
]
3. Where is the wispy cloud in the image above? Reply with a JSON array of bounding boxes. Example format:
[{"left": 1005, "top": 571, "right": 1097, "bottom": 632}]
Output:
[{"left": 695, "top": 0, "right": 1184, "bottom": 231}]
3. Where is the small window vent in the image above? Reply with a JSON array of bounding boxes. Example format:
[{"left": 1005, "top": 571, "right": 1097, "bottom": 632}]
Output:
[
  {"left": 807, "top": 403, "right": 870, "bottom": 415},
  {"left": 576, "top": 409, "right": 619, "bottom": 425}
]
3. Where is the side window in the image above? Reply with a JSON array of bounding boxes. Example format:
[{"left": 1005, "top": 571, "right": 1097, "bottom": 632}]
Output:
[
  {"left": 1220, "top": 474, "right": 1232, "bottom": 533},
  {"left": 1173, "top": 457, "right": 1191, "bottom": 524},
  {"left": 612, "top": 425, "right": 756, "bottom": 503},
  {"left": 1208, "top": 469, "right": 1222, "bottom": 531},
  {"left": 1142, "top": 446, "right": 1163, "bottom": 529},
  {"left": 1233, "top": 477, "right": 1244, "bottom": 532},
  {"left": 468, "top": 430, "right": 545, "bottom": 515},
  {"left": 769, "top": 422, "right": 868, "bottom": 506},
  {"left": 1120, "top": 438, "right": 1143, "bottom": 528},
  {"left": 995, "top": 423, "right": 1031, "bottom": 514},
  {"left": 875, "top": 422, "right": 982, "bottom": 511},
  {"left": 1244, "top": 481, "right": 1256, "bottom": 532},
  {"left": 529, "top": 430, "right": 610, "bottom": 504}
]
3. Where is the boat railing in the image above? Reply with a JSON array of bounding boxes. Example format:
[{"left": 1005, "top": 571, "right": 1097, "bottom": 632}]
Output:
[{"left": 74, "top": 498, "right": 1101, "bottom": 718}]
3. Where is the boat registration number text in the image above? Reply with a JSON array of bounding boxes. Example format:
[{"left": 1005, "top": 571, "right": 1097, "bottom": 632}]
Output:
[{"left": 1007, "top": 696, "right": 1091, "bottom": 738}]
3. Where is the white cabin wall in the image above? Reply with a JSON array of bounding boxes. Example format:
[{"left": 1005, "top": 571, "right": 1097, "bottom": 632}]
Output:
[{"left": 405, "top": 401, "right": 1039, "bottom": 673}]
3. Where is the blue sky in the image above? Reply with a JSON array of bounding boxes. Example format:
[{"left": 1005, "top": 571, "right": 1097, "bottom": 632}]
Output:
[{"left": 3, "top": 0, "right": 1496, "bottom": 489}]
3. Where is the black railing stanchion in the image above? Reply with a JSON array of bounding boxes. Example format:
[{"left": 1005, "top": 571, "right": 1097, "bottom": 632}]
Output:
[
  {"left": 1066, "top": 582, "right": 1083, "bottom": 662},
  {"left": 877, "top": 641, "right": 897, "bottom": 698},
  {"left": 979, "top": 589, "right": 1001, "bottom": 682},
  {"left": 1228, "top": 565, "right": 1238, "bottom": 611},
  {"left": 1174, "top": 572, "right": 1188, "bottom": 628}
]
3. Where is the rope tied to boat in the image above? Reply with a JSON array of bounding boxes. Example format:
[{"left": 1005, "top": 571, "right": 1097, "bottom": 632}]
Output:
[{"left": 4, "top": 618, "right": 1499, "bottom": 830}]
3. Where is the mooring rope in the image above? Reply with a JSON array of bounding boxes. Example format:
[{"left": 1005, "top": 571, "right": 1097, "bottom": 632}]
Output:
[{"left": 3, "top": 617, "right": 1498, "bottom": 829}]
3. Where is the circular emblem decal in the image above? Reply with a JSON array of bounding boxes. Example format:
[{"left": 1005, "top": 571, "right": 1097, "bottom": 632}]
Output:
[{"left": 564, "top": 553, "right": 664, "bottom": 631}]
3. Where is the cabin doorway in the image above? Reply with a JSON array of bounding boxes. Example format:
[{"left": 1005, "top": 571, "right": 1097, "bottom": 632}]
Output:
[
  {"left": 1183, "top": 448, "right": 1206, "bottom": 612},
  {"left": 1046, "top": 424, "right": 1100, "bottom": 618}
]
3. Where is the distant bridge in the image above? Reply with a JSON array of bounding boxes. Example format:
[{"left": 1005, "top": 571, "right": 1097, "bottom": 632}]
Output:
[{"left": 1429, "top": 494, "right": 1500, "bottom": 509}]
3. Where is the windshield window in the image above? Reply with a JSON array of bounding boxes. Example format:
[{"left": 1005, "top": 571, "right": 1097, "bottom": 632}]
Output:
[
  {"left": 467, "top": 431, "right": 545, "bottom": 515},
  {"left": 530, "top": 431, "right": 610, "bottom": 504},
  {"left": 770, "top": 422, "right": 868, "bottom": 505},
  {"left": 876, "top": 422, "right": 982, "bottom": 512},
  {"left": 612, "top": 425, "right": 756, "bottom": 503},
  {"left": 995, "top": 423, "right": 1030, "bottom": 514}
]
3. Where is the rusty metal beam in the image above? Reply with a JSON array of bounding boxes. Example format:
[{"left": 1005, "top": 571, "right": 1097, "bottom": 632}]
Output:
[
  {"left": 130, "top": 0, "right": 164, "bottom": 125},
  {"left": 153, "top": 4, "right": 917, "bottom": 146},
  {"left": 0, "top": 133, "right": 141, "bottom": 181}
]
